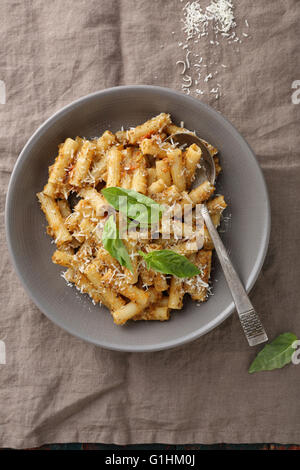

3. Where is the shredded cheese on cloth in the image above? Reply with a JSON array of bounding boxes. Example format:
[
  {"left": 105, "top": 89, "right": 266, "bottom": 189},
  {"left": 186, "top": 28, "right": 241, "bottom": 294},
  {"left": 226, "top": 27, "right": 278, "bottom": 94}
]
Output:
[{"left": 176, "top": 0, "right": 250, "bottom": 99}]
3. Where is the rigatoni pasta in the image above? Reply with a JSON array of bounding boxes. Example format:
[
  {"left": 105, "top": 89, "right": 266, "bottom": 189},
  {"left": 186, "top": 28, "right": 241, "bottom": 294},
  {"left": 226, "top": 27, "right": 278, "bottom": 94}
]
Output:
[{"left": 37, "top": 113, "right": 227, "bottom": 325}]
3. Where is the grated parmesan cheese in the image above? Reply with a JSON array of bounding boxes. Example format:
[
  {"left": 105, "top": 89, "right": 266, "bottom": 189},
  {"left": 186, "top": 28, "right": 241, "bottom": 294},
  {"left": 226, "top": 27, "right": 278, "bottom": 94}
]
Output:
[{"left": 176, "top": 1, "right": 250, "bottom": 99}]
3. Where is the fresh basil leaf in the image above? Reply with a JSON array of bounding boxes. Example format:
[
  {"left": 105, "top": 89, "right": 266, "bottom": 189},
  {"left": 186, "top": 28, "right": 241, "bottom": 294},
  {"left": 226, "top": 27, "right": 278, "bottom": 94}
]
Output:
[
  {"left": 139, "top": 249, "right": 200, "bottom": 278},
  {"left": 101, "top": 187, "right": 164, "bottom": 225},
  {"left": 102, "top": 215, "right": 133, "bottom": 272},
  {"left": 248, "top": 332, "right": 298, "bottom": 374}
]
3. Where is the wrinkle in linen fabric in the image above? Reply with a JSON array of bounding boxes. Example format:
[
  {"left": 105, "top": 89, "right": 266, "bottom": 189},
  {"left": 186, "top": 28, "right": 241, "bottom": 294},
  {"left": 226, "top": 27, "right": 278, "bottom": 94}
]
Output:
[{"left": 0, "top": 0, "right": 300, "bottom": 447}]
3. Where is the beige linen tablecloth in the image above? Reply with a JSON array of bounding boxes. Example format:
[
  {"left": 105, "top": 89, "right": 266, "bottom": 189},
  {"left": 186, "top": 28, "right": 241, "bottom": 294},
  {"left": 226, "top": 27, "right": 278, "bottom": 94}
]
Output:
[{"left": 0, "top": 0, "right": 299, "bottom": 448}]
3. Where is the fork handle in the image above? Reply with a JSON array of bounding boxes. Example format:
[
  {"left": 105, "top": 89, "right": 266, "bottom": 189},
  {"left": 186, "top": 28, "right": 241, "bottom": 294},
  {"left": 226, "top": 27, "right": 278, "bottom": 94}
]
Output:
[{"left": 201, "top": 204, "right": 268, "bottom": 347}]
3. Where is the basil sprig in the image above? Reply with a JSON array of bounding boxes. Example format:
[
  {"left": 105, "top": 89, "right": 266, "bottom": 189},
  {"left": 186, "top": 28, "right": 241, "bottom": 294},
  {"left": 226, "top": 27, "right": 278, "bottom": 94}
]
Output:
[
  {"left": 102, "top": 215, "right": 133, "bottom": 272},
  {"left": 249, "top": 332, "right": 298, "bottom": 373},
  {"left": 101, "top": 187, "right": 164, "bottom": 226},
  {"left": 139, "top": 249, "right": 200, "bottom": 278}
]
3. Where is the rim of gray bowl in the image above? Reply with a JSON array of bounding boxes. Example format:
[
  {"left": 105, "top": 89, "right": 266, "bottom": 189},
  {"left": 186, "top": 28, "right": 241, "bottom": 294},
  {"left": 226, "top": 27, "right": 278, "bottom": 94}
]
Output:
[{"left": 5, "top": 85, "right": 271, "bottom": 352}]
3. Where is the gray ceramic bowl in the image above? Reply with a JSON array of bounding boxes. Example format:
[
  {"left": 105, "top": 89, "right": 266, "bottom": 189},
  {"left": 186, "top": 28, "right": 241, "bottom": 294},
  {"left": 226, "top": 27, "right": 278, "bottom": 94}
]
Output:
[{"left": 6, "top": 86, "right": 270, "bottom": 352}]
